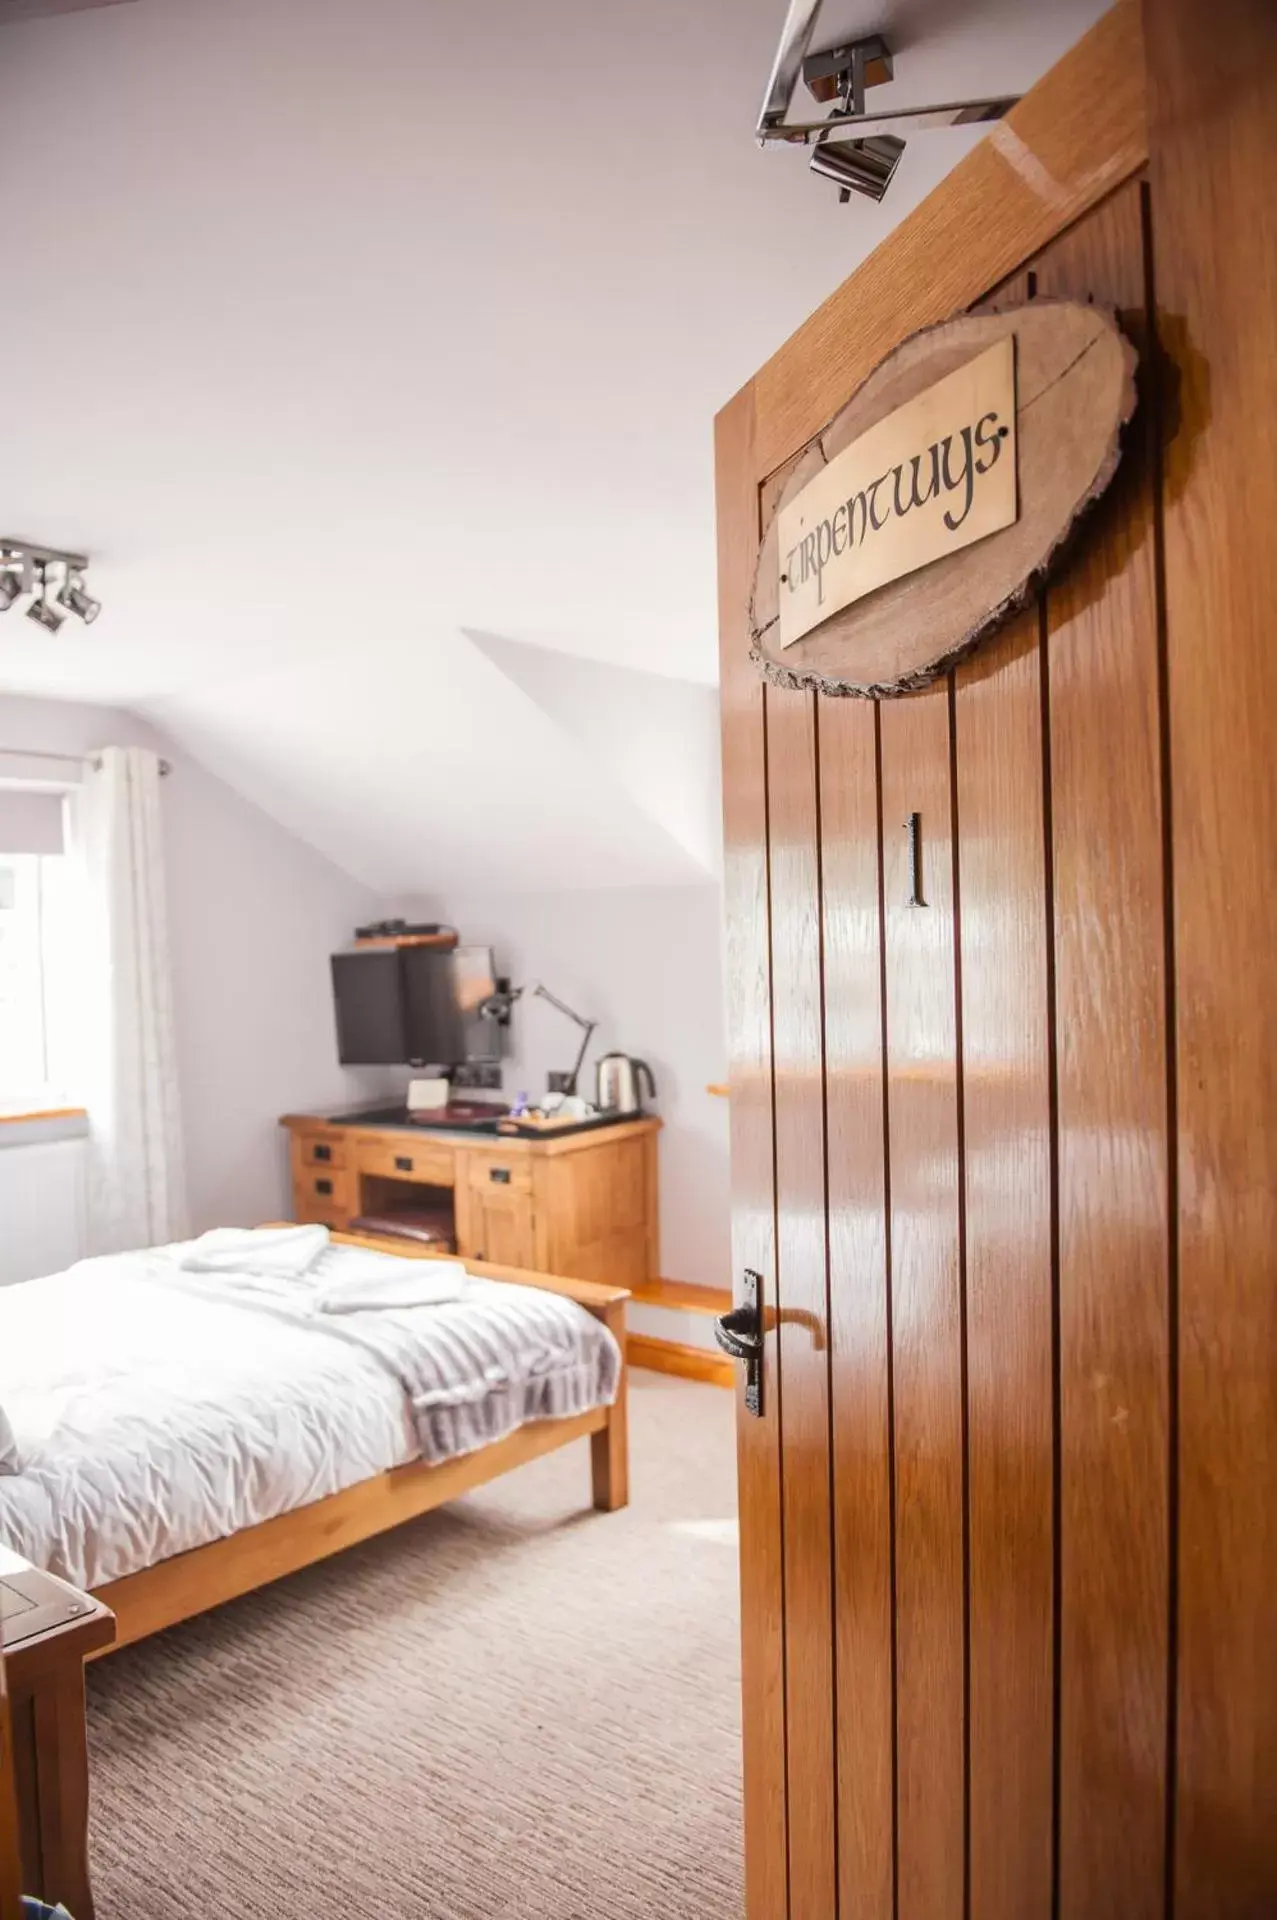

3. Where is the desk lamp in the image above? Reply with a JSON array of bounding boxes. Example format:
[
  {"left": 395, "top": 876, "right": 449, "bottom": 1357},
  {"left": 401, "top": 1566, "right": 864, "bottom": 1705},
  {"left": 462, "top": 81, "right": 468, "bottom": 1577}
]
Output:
[{"left": 478, "top": 981, "right": 597, "bottom": 1099}]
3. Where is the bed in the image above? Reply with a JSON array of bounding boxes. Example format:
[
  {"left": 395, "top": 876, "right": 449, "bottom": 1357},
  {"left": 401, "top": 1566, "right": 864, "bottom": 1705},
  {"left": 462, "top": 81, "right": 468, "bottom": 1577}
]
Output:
[{"left": 0, "top": 1225, "right": 628, "bottom": 1654}]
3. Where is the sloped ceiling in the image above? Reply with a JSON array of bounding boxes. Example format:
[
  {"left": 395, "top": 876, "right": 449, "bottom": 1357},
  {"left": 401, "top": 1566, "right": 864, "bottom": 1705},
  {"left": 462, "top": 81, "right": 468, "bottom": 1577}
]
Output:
[{"left": 0, "top": 0, "right": 1110, "bottom": 893}]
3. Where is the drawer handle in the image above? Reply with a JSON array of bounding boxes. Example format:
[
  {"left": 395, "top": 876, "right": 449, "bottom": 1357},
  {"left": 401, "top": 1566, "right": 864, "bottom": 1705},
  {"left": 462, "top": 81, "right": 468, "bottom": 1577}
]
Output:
[
  {"left": 313, "top": 1144, "right": 332, "bottom": 1163},
  {"left": 394, "top": 1155, "right": 413, "bottom": 1172},
  {"left": 489, "top": 1167, "right": 511, "bottom": 1185},
  {"left": 315, "top": 1178, "right": 333, "bottom": 1197}
]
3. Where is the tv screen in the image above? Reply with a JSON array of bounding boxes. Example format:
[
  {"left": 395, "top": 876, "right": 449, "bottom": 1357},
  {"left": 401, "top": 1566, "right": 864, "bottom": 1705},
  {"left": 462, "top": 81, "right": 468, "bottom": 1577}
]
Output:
[
  {"left": 331, "top": 943, "right": 504, "bottom": 1068},
  {"left": 401, "top": 947, "right": 466, "bottom": 1067},
  {"left": 331, "top": 950, "right": 405, "bottom": 1066}
]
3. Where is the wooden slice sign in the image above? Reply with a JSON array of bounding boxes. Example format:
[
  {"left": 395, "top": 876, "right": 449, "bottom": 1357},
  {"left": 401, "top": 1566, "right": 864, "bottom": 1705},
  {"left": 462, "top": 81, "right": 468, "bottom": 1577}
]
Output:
[{"left": 749, "top": 301, "right": 1138, "bottom": 696}]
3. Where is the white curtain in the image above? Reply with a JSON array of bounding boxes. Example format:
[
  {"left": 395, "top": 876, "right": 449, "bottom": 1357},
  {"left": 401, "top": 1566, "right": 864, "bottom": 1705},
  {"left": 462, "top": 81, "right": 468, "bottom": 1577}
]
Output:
[{"left": 78, "top": 745, "right": 188, "bottom": 1251}]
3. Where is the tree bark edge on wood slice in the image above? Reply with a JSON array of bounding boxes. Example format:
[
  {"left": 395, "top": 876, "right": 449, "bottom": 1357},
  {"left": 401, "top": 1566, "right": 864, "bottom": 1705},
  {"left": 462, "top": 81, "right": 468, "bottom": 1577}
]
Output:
[{"left": 748, "top": 301, "right": 1139, "bottom": 698}]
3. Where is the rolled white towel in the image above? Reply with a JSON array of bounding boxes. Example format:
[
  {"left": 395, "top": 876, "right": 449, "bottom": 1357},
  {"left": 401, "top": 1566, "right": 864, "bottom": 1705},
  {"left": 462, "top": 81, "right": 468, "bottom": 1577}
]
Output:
[
  {"left": 179, "top": 1223, "right": 330, "bottom": 1278},
  {"left": 0, "top": 1401, "right": 20, "bottom": 1474},
  {"left": 316, "top": 1254, "right": 469, "bottom": 1314}
]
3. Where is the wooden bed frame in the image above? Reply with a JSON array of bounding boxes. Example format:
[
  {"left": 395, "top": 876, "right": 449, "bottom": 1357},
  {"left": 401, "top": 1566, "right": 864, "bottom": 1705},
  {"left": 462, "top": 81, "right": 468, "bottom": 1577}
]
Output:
[{"left": 89, "top": 1230, "right": 630, "bottom": 1656}]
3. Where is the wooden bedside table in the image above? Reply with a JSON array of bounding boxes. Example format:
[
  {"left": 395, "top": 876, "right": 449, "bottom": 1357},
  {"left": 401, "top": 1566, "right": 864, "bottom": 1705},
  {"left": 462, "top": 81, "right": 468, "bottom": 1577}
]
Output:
[{"left": 1, "top": 1548, "right": 115, "bottom": 1920}]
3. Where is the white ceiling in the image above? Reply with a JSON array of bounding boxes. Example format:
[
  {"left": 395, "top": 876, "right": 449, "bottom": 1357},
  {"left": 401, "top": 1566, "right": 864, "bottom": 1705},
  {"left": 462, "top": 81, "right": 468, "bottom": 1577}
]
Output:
[{"left": 0, "top": 0, "right": 1109, "bottom": 892}]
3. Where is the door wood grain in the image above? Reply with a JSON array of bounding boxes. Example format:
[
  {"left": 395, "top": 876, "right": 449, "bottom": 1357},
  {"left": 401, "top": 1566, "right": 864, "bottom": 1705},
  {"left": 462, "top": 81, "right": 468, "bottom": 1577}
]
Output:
[
  {"left": 954, "top": 608, "right": 1055, "bottom": 1920},
  {"left": 715, "top": 10, "right": 1277, "bottom": 1916},
  {"left": 767, "top": 681, "right": 837, "bottom": 1919},
  {"left": 1035, "top": 182, "right": 1171, "bottom": 1920},
  {"left": 880, "top": 686, "right": 965, "bottom": 1920},
  {"left": 1145, "top": 2, "right": 1277, "bottom": 1912},
  {"left": 820, "top": 694, "right": 894, "bottom": 1920},
  {"left": 715, "top": 385, "right": 790, "bottom": 1920}
]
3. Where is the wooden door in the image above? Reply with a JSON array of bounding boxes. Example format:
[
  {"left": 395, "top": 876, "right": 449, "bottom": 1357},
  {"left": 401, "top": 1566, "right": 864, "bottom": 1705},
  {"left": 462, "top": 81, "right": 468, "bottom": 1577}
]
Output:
[
  {"left": 458, "top": 1186, "right": 536, "bottom": 1268},
  {"left": 456, "top": 1160, "right": 537, "bottom": 1268},
  {"left": 716, "top": 3, "right": 1277, "bottom": 1916}
]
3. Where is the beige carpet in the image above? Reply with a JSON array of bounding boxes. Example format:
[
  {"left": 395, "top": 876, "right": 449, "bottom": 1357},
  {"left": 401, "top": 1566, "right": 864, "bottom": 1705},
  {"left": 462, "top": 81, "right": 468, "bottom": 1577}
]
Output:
[{"left": 86, "top": 1373, "right": 744, "bottom": 1920}]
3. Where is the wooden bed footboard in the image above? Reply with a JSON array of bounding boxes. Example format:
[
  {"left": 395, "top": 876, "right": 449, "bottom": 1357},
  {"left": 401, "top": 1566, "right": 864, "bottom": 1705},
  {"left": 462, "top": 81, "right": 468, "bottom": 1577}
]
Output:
[{"left": 92, "top": 1234, "right": 629, "bottom": 1655}]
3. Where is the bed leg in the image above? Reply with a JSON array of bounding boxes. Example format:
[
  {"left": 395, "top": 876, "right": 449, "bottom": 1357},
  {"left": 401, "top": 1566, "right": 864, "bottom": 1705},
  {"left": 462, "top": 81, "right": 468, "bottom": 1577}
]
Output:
[{"left": 591, "top": 1308, "right": 629, "bottom": 1512}]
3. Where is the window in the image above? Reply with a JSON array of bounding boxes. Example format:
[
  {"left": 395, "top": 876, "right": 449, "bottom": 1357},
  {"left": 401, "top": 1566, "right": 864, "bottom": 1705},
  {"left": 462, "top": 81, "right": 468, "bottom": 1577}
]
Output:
[
  {"left": 0, "top": 854, "right": 59, "bottom": 1104},
  {"left": 0, "top": 799, "right": 84, "bottom": 1112}
]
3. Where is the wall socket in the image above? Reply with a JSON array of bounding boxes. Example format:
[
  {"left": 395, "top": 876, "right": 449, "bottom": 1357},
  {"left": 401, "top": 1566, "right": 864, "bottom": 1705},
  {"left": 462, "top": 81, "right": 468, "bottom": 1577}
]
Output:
[
  {"left": 546, "top": 1070, "right": 574, "bottom": 1094},
  {"left": 452, "top": 1062, "right": 503, "bottom": 1091}
]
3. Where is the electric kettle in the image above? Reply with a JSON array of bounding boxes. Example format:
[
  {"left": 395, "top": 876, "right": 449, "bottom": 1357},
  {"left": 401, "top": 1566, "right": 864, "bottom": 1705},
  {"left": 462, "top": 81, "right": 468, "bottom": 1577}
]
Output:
[{"left": 594, "top": 1052, "right": 656, "bottom": 1115}]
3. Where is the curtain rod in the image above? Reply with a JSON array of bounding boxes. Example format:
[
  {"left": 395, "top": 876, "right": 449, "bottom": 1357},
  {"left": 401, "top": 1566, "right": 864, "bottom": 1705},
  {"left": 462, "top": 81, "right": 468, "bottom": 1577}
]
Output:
[{"left": 0, "top": 745, "right": 172, "bottom": 776}]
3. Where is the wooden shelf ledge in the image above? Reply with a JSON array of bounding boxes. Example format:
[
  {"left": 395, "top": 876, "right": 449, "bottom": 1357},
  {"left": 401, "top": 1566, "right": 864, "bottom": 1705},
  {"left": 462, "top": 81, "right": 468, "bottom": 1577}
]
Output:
[
  {"left": 628, "top": 1334, "right": 735, "bottom": 1390},
  {"left": 631, "top": 1276, "right": 732, "bottom": 1316}
]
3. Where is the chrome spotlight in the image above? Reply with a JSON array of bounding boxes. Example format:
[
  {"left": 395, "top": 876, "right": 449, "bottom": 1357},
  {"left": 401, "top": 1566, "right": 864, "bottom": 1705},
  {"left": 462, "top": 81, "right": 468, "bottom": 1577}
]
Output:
[
  {"left": 26, "top": 570, "right": 64, "bottom": 634},
  {"left": 756, "top": 13, "right": 1019, "bottom": 206},
  {"left": 0, "top": 571, "right": 21, "bottom": 613},
  {"left": 57, "top": 573, "right": 101, "bottom": 624},
  {"left": 809, "top": 132, "right": 906, "bottom": 203}
]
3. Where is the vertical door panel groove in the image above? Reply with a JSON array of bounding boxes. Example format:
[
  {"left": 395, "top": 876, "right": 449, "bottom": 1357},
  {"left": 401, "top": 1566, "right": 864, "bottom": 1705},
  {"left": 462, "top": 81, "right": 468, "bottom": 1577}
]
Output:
[
  {"left": 1036, "top": 181, "right": 1171, "bottom": 1920},
  {"left": 947, "top": 674, "right": 973, "bottom": 1920},
  {"left": 877, "top": 703, "right": 903, "bottom": 1920},
  {"left": 1039, "top": 598, "right": 1064, "bottom": 1920},
  {"left": 1138, "top": 174, "right": 1181, "bottom": 1920},
  {"left": 822, "top": 695, "right": 894, "bottom": 1920},
  {"left": 955, "top": 609, "right": 1055, "bottom": 1920},
  {"left": 1146, "top": 4, "right": 1277, "bottom": 1912},
  {"left": 768, "top": 682, "right": 837, "bottom": 1919},
  {"left": 880, "top": 688, "right": 965, "bottom": 1920},
  {"left": 716, "top": 388, "right": 790, "bottom": 1920}
]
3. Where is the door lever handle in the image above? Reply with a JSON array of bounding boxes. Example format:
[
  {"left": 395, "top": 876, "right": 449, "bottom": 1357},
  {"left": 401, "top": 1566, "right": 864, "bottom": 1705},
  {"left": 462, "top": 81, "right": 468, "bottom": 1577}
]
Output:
[{"left": 714, "top": 1270, "right": 764, "bottom": 1416}]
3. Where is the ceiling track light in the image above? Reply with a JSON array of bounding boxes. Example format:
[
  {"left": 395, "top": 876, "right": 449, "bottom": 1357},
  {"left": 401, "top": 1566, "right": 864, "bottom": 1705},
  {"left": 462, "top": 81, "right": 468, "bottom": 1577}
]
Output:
[
  {"left": 57, "top": 572, "right": 101, "bottom": 624},
  {"left": 0, "top": 537, "right": 101, "bottom": 629},
  {"left": 26, "top": 565, "right": 65, "bottom": 635},
  {"left": 756, "top": 9, "right": 1019, "bottom": 204}
]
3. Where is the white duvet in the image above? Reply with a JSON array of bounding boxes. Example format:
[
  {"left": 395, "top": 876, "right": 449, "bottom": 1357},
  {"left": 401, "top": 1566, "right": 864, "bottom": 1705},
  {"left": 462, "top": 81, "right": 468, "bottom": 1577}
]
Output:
[{"left": 0, "top": 1237, "right": 620, "bottom": 1591}]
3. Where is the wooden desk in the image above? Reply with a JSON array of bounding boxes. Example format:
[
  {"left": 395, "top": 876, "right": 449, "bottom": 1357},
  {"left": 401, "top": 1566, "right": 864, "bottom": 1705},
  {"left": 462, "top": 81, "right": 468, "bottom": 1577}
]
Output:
[
  {"left": 280, "top": 1108, "right": 661, "bottom": 1289},
  {"left": 1, "top": 1549, "right": 115, "bottom": 1919}
]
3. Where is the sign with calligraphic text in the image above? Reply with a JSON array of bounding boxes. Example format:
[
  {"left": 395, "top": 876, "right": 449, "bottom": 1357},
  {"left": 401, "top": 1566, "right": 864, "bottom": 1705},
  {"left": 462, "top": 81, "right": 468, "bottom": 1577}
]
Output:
[
  {"left": 777, "top": 338, "right": 1017, "bottom": 648},
  {"left": 749, "top": 302, "right": 1138, "bottom": 697}
]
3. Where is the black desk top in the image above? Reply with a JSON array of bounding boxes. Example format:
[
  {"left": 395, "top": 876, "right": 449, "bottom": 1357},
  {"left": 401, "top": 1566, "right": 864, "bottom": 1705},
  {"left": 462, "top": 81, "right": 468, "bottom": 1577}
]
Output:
[{"left": 322, "top": 1102, "right": 641, "bottom": 1142}]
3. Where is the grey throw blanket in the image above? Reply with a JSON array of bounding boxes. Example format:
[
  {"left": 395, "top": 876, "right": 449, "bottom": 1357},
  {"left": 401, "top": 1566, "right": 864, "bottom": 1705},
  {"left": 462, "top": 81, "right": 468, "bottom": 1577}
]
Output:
[{"left": 141, "top": 1250, "right": 621, "bottom": 1464}]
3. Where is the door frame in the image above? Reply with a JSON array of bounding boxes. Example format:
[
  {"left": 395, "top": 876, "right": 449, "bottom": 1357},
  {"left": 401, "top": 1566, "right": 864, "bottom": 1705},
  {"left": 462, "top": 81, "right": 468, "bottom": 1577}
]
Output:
[{"left": 715, "top": 6, "right": 1149, "bottom": 1913}]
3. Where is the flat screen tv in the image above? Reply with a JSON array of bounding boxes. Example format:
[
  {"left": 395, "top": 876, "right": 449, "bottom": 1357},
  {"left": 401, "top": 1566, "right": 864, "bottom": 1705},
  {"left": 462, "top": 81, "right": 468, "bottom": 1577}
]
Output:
[
  {"left": 331, "top": 944, "right": 501, "bottom": 1068},
  {"left": 330, "top": 950, "right": 405, "bottom": 1067}
]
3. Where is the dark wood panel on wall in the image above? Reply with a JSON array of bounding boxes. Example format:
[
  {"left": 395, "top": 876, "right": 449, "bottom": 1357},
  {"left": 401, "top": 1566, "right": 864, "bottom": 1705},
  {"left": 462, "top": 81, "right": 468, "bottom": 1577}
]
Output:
[
  {"left": 1145, "top": 3, "right": 1277, "bottom": 1914},
  {"left": 954, "top": 606, "right": 1055, "bottom": 1920},
  {"left": 766, "top": 679, "right": 837, "bottom": 1920},
  {"left": 879, "top": 686, "right": 965, "bottom": 1920},
  {"left": 820, "top": 695, "right": 893, "bottom": 1920},
  {"left": 1034, "top": 181, "right": 1172, "bottom": 1920},
  {"left": 715, "top": 386, "right": 790, "bottom": 1920}
]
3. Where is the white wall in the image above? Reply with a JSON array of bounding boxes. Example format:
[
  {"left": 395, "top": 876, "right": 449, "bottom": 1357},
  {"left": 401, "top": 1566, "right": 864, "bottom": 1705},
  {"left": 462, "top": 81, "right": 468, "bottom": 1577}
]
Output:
[
  {"left": 0, "top": 693, "right": 392, "bottom": 1233},
  {"left": 414, "top": 883, "right": 730, "bottom": 1291},
  {"left": 0, "top": 694, "right": 732, "bottom": 1285}
]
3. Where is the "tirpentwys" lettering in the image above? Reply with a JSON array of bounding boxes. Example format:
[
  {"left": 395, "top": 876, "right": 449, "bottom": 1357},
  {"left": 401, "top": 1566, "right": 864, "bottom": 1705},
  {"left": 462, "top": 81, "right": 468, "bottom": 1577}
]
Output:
[{"left": 783, "top": 409, "right": 1009, "bottom": 607}]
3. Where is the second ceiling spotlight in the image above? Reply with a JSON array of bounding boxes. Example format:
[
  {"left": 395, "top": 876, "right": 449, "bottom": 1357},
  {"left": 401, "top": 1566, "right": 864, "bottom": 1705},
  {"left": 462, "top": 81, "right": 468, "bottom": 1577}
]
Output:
[{"left": 0, "top": 541, "right": 101, "bottom": 631}]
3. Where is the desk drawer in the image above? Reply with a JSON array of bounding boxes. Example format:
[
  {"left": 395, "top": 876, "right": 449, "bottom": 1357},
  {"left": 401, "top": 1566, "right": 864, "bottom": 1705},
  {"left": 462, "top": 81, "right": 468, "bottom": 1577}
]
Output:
[
  {"left": 353, "top": 1136, "right": 454, "bottom": 1186},
  {"left": 297, "top": 1131, "right": 347, "bottom": 1171},
  {"left": 295, "top": 1166, "right": 355, "bottom": 1221},
  {"left": 465, "top": 1151, "right": 533, "bottom": 1196}
]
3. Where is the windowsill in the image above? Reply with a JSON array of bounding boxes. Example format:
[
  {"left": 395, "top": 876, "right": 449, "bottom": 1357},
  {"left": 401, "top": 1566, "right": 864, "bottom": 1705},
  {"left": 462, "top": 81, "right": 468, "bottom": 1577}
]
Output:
[{"left": 0, "top": 1106, "right": 88, "bottom": 1148}]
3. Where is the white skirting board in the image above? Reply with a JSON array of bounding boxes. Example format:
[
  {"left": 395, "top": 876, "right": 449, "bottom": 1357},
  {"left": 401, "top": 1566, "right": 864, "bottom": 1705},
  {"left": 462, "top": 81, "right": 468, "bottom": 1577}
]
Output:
[{"left": 0, "top": 1134, "right": 87, "bottom": 1285}]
